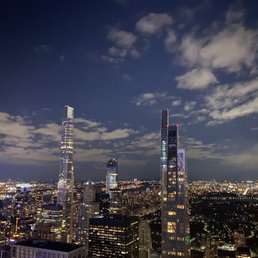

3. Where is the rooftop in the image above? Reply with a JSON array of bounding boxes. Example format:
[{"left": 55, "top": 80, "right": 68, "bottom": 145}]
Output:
[{"left": 15, "top": 239, "right": 82, "bottom": 252}]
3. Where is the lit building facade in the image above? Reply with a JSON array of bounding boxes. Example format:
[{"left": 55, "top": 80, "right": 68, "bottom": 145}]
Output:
[
  {"left": 160, "top": 109, "right": 190, "bottom": 258},
  {"left": 139, "top": 220, "right": 152, "bottom": 258},
  {"left": 88, "top": 215, "right": 139, "bottom": 257},
  {"left": 57, "top": 105, "right": 74, "bottom": 243},
  {"left": 106, "top": 158, "right": 118, "bottom": 194},
  {"left": 77, "top": 181, "right": 99, "bottom": 248},
  {"left": 33, "top": 204, "right": 63, "bottom": 241},
  {"left": 108, "top": 188, "right": 122, "bottom": 214}
]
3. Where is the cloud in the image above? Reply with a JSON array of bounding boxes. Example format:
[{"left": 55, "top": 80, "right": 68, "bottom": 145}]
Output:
[
  {"left": 75, "top": 128, "right": 135, "bottom": 141},
  {"left": 59, "top": 55, "right": 65, "bottom": 63},
  {"left": 130, "top": 49, "right": 141, "bottom": 59},
  {"left": 179, "top": 36, "right": 202, "bottom": 66},
  {"left": 133, "top": 92, "right": 167, "bottom": 106},
  {"left": 184, "top": 101, "right": 196, "bottom": 112},
  {"left": 136, "top": 13, "right": 173, "bottom": 35},
  {"left": 73, "top": 118, "right": 101, "bottom": 128},
  {"left": 205, "top": 77, "right": 258, "bottom": 123},
  {"left": 34, "top": 44, "right": 50, "bottom": 53},
  {"left": 124, "top": 132, "right": 160, "bottom": 157},
  {"left": 171, "top": 99, "right": 181, "bottom": 107},
  {"left": 0, "top": 112, "right": 33, "bottom": 139},
  {"left": 107, "top": 28, "right": 136, "bottom": 49},
  {"left": 225, "top": 8, "right": 245, "bottom": 24},
  {"left": 122, "top": 74, "right": 132, "bottom": 81},
  {"left": 221, "top": 144, "right": 258, "bottom": 171},
  {"left": 164, "top": 30, "right": 177, "bottom": 52},
  {"left": 0, "top": 146, "right": 58, "bottom": 165},
  {"left": 34, "top": 123, "right": 60, "bottom": 140},
  {"left": 184, "top": 137, "right": 258, "bottom": 173},
  {"left": 177, "top": 8, "right": 258, "bottom": 74},
  {"left": 183, "top": 137, "right": 221, "bottom": 160},
  {"left": 200, "top": 24, "right": 258, "bottom": 72},
  {"left": 103, "top": 28, "right": 138, "bottom": 63},
  {"left": 176, "top": 68, "right": 218, "bottom": 90},
  {"left": 0, "top": 111, "right": 141, "bottom": 166},
  {"left": 74, "top": 147, "right": 112, "bottom": 163}
]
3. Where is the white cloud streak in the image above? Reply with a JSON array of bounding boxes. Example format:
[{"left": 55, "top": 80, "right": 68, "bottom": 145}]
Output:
[
  {"left": 136, "top": 13, "right": 173, "bottom": 35},
  {"left": 176, "top": 68, "right": 218, "bottom": 90},
  {"left": 206, "top": 77, "right": 258, "bottom": 123}
]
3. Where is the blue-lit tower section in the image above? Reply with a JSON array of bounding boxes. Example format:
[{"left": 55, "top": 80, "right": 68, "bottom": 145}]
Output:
[
  {"left": 161, "top": 109, "right": 190, "bottom": 258},
  {"left": 106, "top": 158, "right": 118, "bottom": 194},
  {"left": 57, "top": 105, "right": 74, "bottom": 243}
]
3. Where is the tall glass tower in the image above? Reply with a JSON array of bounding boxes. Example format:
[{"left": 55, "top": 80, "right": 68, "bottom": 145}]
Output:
[
  {"left": 106, "top": 158, "right": 118, "bottom": 194},
  {"left": 57, "top": 105, "right": 74, "bottom": 243},
  {"left": 160, "top": 109, "right": 190, "bottom": 258}
]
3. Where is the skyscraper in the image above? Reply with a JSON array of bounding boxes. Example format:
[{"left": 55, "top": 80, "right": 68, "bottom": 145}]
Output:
[
  {"left": 160, "top": 109, "right": 190, "bottom": 258},
  {"left": 33, "top": 204, "right": 63, "bottom": 241},
  {"left": 106, "top": 158, "right": 122, "bottom": 215},
  {"left": 88, "top": 215, "right": 139, "bottom": 257},
  {"left": 77, "top": 180, "right": 99, "bottom": 248},
  {"left": 57, "top": 105, "right": 74, "bottom": 243},
  {"left": 106, "top": 158, "right": 118, "bottom": 194},
  {"left": 139, "top": 220, "right": 152, "bottom": 258}
]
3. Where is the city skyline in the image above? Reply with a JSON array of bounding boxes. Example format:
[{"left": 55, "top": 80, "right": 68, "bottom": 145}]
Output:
[{"left": 1, "top": 0, "right": 258, "bottom": 181}]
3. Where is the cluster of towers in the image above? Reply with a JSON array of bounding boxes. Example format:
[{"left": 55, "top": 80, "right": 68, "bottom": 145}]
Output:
[{"left": 56, "top": 106, "right": 190, "bottom": 257}]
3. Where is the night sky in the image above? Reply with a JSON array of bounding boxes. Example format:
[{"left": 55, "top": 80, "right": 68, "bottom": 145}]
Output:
[{"left": 1, "top": 0, "right": 258, "bottom": 181}]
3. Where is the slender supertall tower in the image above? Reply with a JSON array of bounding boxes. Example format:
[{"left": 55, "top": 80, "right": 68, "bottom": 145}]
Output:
[
  {"left": 160, "top": 109, "right": 190, "bottom": 258},
  {"left": 57, "top": 105, "right": 74, "bottom": 243}
]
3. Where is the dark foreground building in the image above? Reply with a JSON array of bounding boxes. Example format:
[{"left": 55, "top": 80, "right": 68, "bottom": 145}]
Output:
[
  {"left": 11, "top": 239, "right": 85, "bottom": 258},
  {"left": 88, "top": 215, "right": 139, "bottom": 257}
]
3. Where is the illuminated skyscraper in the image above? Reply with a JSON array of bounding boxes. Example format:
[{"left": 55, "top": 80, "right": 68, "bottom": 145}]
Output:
[
  {"left": 77, "top": 181, "right": 99, "bottom": 248},
  {"left": 106, "top": 158, "right": 118, "bottom": 194},
  {"left": 57, "top": 105, "right": 74, "bottom": 243},
  {"left": 88, "top": 215, "right": 139, "bottom": 257},
  {"left": 160, "top": 109, "right": 190, "bottom": 258},
  {"left": 106, "top": 158, "right": 122, "bottom": 215}
]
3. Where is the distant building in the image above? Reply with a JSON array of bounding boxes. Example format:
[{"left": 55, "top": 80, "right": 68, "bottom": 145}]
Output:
[
  {"left": 139, "top": 220, "right": 152, "bottom": 258},
  {"left": 11, "top": 239, "right": 85, "bottom": 258},
  {"left": 88, "top": 215, "right": 139, "bottom": 257},
  {"left": 106, "top": 158, "right": 122, "bottom": 215},
  {"left": 33, "top": 204, "right": 63, "bottom": 241},
  {"left": 236, "top": 247, "right": 251, "bottom": 258},
  {"left": 234, "top": 229, "right": 245, "bottom": 247},
  {"left": 217, "top": 244, "right": 236, "bottom": 258},
  {"left": 108, "top": 188, "right": 122, "bottom": 214},
  {"left": 206, "top": 238, "right": 225, "bottom": 258},
  {"left": 191, "top": 248, "right": 205, "bottom": 258},
  {"left": 160, "top": 109, "right": 190, "bottom": 258},
  {"left": 106, "top": 158, "right": 118, "bottom": 194},
  {"left": 77, "top": 180, "right": 99, "bottom": 248},
  {"left": 57, "top": 105, "right": 75, "bottom": 243}
]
